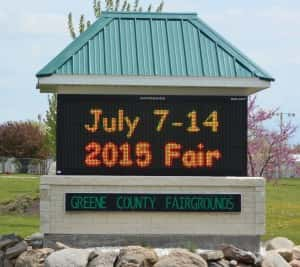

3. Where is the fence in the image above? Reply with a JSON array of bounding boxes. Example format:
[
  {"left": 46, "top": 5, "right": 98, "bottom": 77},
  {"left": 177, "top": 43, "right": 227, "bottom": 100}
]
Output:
[{"left": 0, "top": 157, "right": 54, "bottom": 175}]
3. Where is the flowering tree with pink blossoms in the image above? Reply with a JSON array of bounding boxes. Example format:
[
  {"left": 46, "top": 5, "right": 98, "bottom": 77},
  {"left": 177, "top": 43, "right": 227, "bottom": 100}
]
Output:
[
  {"left": 294, "top": 144, "right": 300, "bottom": 153},
  {"left": 247, "top": 96, "right": 298, "bottom": 179}
]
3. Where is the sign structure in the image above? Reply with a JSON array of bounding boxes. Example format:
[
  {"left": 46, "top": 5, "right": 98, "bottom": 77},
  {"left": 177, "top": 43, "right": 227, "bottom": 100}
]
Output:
[
  {"left": 57, "top": 95, "right": 247, "bottom": 176},
  {"left": 65, "top": 193, "right": 241, "bottom": 212}
]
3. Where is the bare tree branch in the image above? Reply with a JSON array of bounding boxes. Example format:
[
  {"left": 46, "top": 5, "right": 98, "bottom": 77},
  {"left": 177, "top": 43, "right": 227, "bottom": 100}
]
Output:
[
  {"left": 94, "top": 0, "right": 101, "bottom": 17},
  {"left": 122, "top": 0, "right": 128, "bottom": 11},
  {"left": 67, "top": 0, "right": 165, "bottom": 38},
  {"left": 79, "top": 15, "right": 85, "bottom": 33},
  {"left": 134, "top": 0, "right": 139, "bottom": 11},
  {"left": 156, "top": 1, "right": 164, "bottom": 12},
  {"left": 115, "top": 0, "right": 120, "bottom": 11},
  {"left": 68, "top": 12, "right": 76, "bottom": 39}
]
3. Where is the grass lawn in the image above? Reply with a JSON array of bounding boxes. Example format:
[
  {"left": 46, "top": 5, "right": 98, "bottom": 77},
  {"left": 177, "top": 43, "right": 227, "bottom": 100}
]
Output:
[
  {"left": 0, "top": 215, "right": 40, "bottom": 237},
  {"left": 264, "top": 178, "right": 300, "bottom": 244},
  {"left": 0, "top": 175, "right": 300, "bottom": 243},
  {"left": 0, "top": 176, "right": 39, "bottom": 203},
  {"left": 0, "top": 175, "right": 40, "bottom": 237},
  {"left": 0, "top": 173, "right": 40, "bottom": 179}
]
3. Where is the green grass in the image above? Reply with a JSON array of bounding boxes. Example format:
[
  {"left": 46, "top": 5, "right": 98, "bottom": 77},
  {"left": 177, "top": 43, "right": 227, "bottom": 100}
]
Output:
[
  {"left": 0, "top": 175, "right": 40, "bottom": 237},
  {"left": 0, "top": 175, "right": 300, "bottom": 242},
  {"left": 264, "top": 178, "right": 300, "bottom": 244},
  {"left": 0, "top": 176, "right": 39, "bottom": 204},
  {"left": 0, "top": 173, "right": 40, "bottom": 179},
  {"left": 0, "top": 215, "right": 39, "bottom": 237}
]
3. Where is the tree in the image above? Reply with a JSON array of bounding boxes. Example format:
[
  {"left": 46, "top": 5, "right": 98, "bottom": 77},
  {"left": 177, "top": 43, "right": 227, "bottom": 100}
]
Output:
[
  {"left": 68, "top": 0, "right": 164, "bottom": 39},
  {"left": 247, "top": 96, "right": 297, "bottom": 179},
  {"left": 293, "top": 144, "right": 300, "bottom": 153},
  {"left": 44, "top": 94, "right": 57, "bottom": 158},
  {"left": 292, "top": 145, "right": 300, "bottom": 177},
  {"left": 0, "top": 121, "right": 49, "bottom": 173}
]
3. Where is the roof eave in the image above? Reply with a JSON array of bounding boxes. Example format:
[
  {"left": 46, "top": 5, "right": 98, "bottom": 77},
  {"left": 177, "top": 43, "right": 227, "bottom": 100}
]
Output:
[{"left": 37, "top": 74, "right": 271, "bottom": 96}]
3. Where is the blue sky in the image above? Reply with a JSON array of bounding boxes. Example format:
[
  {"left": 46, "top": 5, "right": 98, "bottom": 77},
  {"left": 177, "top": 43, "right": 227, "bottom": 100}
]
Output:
[{"left": 0, "top": 0, "right": 299, "bottom": 143}]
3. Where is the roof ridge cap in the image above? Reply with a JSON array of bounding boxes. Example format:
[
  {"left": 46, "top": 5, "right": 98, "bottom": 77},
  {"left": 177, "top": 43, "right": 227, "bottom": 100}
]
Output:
[{"left": 102, "top": 11, "right": 198, "bottom": 19}]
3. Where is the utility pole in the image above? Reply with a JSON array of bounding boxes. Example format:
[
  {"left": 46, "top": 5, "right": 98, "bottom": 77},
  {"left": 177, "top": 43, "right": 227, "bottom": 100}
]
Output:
[{"left": 275, "top": 112, "right": 296, "bottom": 178}]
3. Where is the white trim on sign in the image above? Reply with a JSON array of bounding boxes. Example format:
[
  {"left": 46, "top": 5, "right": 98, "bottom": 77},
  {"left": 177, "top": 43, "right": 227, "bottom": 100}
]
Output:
[{"left": 37, "top": 75, "right": 271, "bottom": 96}]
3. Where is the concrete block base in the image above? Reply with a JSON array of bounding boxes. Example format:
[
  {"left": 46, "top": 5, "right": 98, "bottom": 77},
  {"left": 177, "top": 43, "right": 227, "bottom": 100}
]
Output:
[
  {"left": 44, "top": 234, "right": 260, "bottom": 252},
  {"left": 40, "top": 175, "right": 265, "bottom": 252}
]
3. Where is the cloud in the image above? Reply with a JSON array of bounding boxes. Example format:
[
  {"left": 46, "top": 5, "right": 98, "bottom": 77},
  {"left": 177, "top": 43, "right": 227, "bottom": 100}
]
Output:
[
  {"left": 0, "top": 12, "right": 67, "bottom": 36},
  {"left": 199, "top": 4, "right": 300, "bottom": 68},
  {"left": 258, "top": 5, "right": 300, "bottom": 25},
  {"left": 0, "top": 9, "right": 5, "bottom": 19},
  {"left": 0, "top": 10, "right": 8, "bottom": 27},
  {"left": 203, "top": 5, "right": 300, "bottom": 35},
  {"left": 19, "top": 13, "right": 67, "bottom": 35}
]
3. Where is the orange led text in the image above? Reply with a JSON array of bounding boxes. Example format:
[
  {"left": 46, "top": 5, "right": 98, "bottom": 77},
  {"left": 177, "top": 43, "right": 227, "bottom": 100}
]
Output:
[
  {"left": 85, "top": 109, "right": 140, "bottom": 138},
  {"left": 85, "top": 142, "right": 152, "bottom": 168},
  {"left": 165, "top": 142, "right": 221, "bottom": 168}
]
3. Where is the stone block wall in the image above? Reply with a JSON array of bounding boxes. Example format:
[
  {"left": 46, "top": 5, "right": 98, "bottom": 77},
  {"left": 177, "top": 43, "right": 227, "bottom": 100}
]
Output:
[{"left": 40, "top": 176, "right": 265, "bottom": 251}]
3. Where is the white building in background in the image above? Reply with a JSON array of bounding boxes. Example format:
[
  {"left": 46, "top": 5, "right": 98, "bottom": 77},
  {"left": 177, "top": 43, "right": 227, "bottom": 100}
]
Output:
[
  {"left": 0, "top": 158, "right": 18, "bottom": 173},
  {"left": 269, "top": 154, "right": 300, "bottom": 178},
  {"left": 0, "top": 157, "right": 53, "bottom": 175},
  {"left": 287, "top": 154, "right": 300, "bottom": 178},
  {"left": 293, "top": 154, "right": 300, "bottom": 162}
]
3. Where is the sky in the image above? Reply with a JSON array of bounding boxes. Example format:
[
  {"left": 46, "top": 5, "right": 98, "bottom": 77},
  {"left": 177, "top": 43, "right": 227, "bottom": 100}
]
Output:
[{"left": 0, "top": 0, "right": 299, "bottom": 143}]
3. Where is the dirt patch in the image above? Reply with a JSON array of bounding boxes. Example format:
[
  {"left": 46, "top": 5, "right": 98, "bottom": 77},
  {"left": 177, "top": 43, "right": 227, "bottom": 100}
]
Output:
[{"left": 0, "top": 196, "right": 40, "bottom": 215}]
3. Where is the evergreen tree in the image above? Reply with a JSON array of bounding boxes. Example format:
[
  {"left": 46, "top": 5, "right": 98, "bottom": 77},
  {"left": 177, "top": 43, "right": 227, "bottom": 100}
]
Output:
[{"left": 68, "top": 0, "right": 164, "bottom": 39}]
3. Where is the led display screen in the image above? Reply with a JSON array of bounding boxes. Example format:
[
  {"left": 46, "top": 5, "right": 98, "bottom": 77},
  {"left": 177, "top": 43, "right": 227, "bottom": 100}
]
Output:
[
  {"left": 57, "top": 95, "right": 247, "bottom": 176},
  {"left": 65, "top": 193, "right": 242, "bottom": 212}
]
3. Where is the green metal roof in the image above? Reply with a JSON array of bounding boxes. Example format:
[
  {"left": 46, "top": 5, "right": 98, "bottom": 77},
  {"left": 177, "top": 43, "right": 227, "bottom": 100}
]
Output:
[{"left": 36, "top": 12, "right": 274, "bottom": 81}]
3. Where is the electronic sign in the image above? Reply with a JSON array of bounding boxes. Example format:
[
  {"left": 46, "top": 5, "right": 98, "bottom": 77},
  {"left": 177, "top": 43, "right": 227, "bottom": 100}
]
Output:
[{"left": 57, "top": 95, "right": 247, "bottom": 176}]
